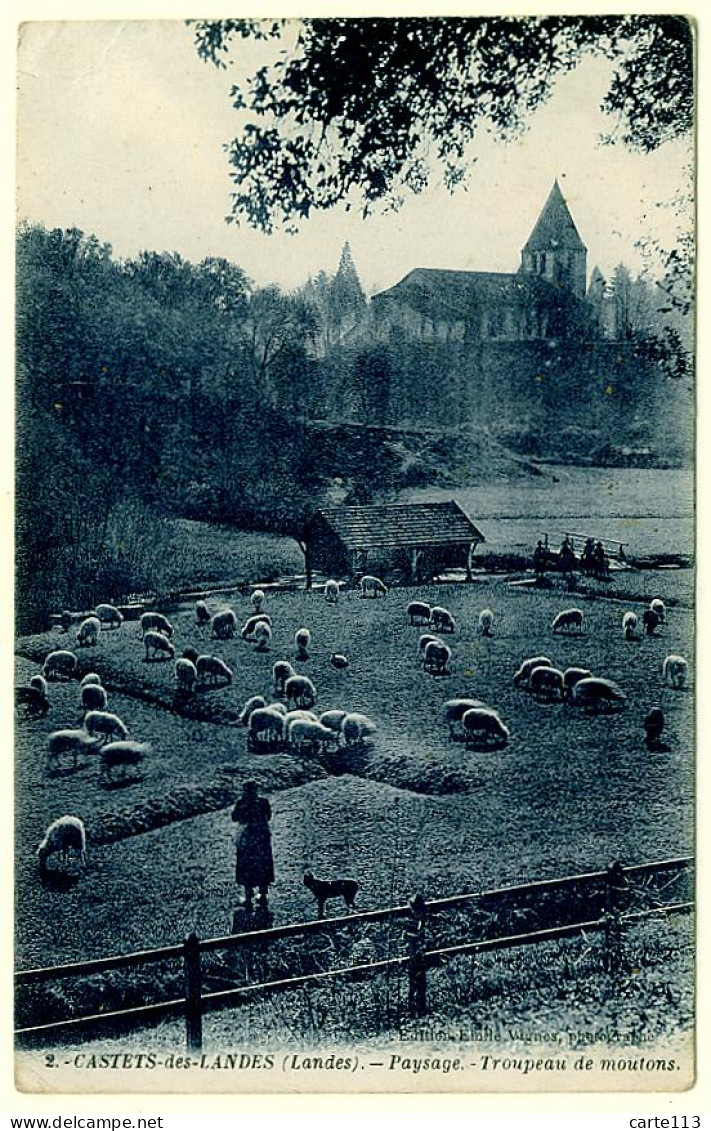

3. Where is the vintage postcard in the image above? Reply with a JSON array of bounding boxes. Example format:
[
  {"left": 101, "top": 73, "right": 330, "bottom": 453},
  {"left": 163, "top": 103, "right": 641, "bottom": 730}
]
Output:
[{"left": 13, "top": 13, "right": 696, "bottom": 1095}]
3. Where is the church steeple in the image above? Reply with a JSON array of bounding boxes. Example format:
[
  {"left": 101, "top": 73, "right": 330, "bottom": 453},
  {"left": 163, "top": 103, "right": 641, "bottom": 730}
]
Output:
[{"left": 519, "top": 180, "right": 587, "bottom": 299}]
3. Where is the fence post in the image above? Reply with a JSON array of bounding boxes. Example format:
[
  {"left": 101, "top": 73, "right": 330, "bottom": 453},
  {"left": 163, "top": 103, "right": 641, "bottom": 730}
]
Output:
[
  {"left": 183, "top": 932, "right": 203, "bottom": 1054},
  {"left": 602, "top": 860, "right": 626, "bottom": 974},
  {"left": 407, "top": 894, "right": 428, "bottom": 1018}
]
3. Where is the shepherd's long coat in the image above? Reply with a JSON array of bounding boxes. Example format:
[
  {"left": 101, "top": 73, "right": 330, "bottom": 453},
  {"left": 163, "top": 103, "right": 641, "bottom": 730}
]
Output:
[{"left": 231, "top": 796, "right": 275, "bottom": 888}]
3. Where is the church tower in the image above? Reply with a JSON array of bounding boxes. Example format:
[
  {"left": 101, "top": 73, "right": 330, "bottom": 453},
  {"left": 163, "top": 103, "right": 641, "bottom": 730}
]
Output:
[{"left": 519, "top": 180, "right": 587, "bottom": 300}]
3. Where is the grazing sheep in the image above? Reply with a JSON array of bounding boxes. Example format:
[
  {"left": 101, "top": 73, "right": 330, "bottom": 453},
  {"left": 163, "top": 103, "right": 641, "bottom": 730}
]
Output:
[
  {"left": 324, "top": 579, "right": 340, "bottom": 604},
  {"left": 175, "top": 657, "right": 198, "bottom": 694},
  {"left": 562, "top": 667, "right": 592, "bottom": 699},
  {"left": 319, "top": 709, "right": 348, "bottom": 733},
  {"left": 267, "top": 702, "right": 288, "bottom": 716},
  {"left": 254, "top": 621, "right": 272, "bottom": 652},
  {"left": 651, "top": 598, "right": 666, "bottom": 625},
  {"left": 94, "top": 604, "right": 124, "bottom": 630},
  {"left": 43, "top": 650, "right": 79, "bottom": 682},
  {"left": 330, "top": 653, "right": 349, "bottom": 671},
  {"left": 76, "top": 616, "right": 101, "bottom": 648},
  {"left": 143, "top": 630, "right": 175, "bottom": 662},
  {"left": 443, "top": 698, "right": 488, "bottom": 739},
  {"left": 662, "top": 654, "right": 688, "bottom": 689},
  {"left": 288, "top": 718, "right": 338, "bottom": 753},
  {"left": 418, "top": 633, "right": 444, "bottom": 663},
  {"left": 37, "top": 816, "right": 87, "bottom": 873},
  {"left": 295, "top": 627, "right": 311, "bottom": 660},
  {"left": 15, "top": 685, "right": 50, "bottom": 718},
  {"left": 46, "top": 729, "right": 102, "bottom": 771},
  {"left": 341, "top": 712, "right": 377, "bottom": 746},
  {"left": 80, "top": 683, "right": 108, "bottom": 713},
  {"left": 140, "top": 612, "right": 174, "bottom": 639},
  {"left": 285, "top": 674, "right": 317, "bottom": 710},
  {"left": 99, "top": 740, "right": 149, "bottom": 781},
  {"left": 303, "top": 870, "right": 359, "bottom": 919},
  {"left": 430, "top": 606, "right": 456, "bottom": 634},
  {"left": 273, "top": 660, "right": 297, "bottom": 695},
  {"left": 248, "top": 706, "right": 285, "bottom": 749},
  {"left": 84, "top": 710, "right": 129, "bottom": 744},
  {"left": 478, "top": 608, "right": 494, "bottom": 637},
  {"left": 423, "top": 639, "right": 452, "bottom": 675},
  {"left": 182, "top": 646, "right": 199, "bottom": 665},
  {"left": 210, "top": 609, "right": 238, "bottom": 641},
  {"left": 79, "top": 672, "right": 101, "bottom": 688},
  {"left": 241, "top": 614, "right": 272, "bottom": 641},
  {"left": 514, "top": 656, "right": 553, "bottom": 687},
  {"left": 643, "top": 609, "right": 661, "bottom": 636},
  {"left": 284, "top": 709, "right": 319, "bottom": 726},
  {"left": 238, "top": 695, "right": 267, "bottom": 726},
  {"left": 251, "top": 589, "right": 265, "bottom": 613},
  {"left": 529, "top": 665, "right": 566, "bottom": 701},
  {"left": 407, "top": 601, "right": 431, "bottom": 626},
  {"left": 196, "top": 655, "right": 233, "bottom": 686},
  {"left": 552, "top": 608, "right": 584, "bottom": 634},
  {"left": 571, "top": 677, "right": 627, "bottom": 712},
  {"left": 195, "top": 600, "right": 211, "bottom": 627},
  {"left": 359, "top": 575, "right": 388, "bottom": 598},
  {"left": 622, "top": 611, "right": 640, "bottom": 641},
  {"left": 29, "top": 674, "right": 49, "bottom": 697},
  {"left": 461, "top": 707, "right": 510, "bottom": 749}
]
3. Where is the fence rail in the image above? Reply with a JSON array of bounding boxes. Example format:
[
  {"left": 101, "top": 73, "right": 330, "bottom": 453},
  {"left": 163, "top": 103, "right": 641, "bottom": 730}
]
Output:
[{"left": 15, "top": 855, "right": 693, "bottom": 1049}]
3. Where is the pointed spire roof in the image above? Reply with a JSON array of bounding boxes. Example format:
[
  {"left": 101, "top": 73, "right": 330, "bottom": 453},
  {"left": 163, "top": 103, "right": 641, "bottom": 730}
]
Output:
[{"left": 523, "top": 180, "right": 587, "bottom": 253}]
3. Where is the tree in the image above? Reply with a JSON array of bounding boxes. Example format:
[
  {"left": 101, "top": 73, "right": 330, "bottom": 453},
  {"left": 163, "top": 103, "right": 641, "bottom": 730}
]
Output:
[{"left": 192, "top": 16, "right": 693, "bottom": 233}]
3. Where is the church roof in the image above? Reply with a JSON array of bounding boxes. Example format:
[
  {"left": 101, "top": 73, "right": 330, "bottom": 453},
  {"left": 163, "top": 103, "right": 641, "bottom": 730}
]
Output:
[
  {"left": 372, "top": 268, "right": 572, "bottom": 319},
  {"left": 522, "top": 180, "right": 587, "bottom": 253}
]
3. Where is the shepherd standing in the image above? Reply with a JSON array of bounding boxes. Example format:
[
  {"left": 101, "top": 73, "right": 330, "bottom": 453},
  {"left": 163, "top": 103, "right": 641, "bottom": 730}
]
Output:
[{"left": 231, "top": 780, "right": 275, "bottom": 912}]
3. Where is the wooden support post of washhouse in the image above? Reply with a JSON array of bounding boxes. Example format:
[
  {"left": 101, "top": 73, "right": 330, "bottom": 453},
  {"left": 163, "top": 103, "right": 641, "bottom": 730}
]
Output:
[{"left": 301, "top": 500, "right": 485, "bottom": 587}]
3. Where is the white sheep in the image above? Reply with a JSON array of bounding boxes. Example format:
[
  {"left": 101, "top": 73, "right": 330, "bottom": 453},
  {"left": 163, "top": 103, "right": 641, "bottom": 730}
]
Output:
[
  {"left": 241, "top": 614, "right": 272, "bottom": 641},
  {"left": 359, "top": 575, "right": 388, "bottom": 598},
  {"left": 175, "top": 657, "right": 198, "bottom": 694},
  {"left": 443, "top": 698, "right": 488, "bottom": 739},
  {"left": 319, "top": 709, "right": 348, "bottom": 733},
  {"left": 295, "top": 627, "right": 311, "bottom": 660},
  {"left": 75, "top": 616, "right": 101, "bottom": 647},
  {"left": 80, "top": 672, "right": 102, "bottom": 688},
  {"left": 43, "top": 650, "right": 78, "bottom": 682},
  {"left": 407, "top": 601, "right": 431, "bottom": 626},
  {"left": 418, "top": 633, "right": 444, "bottom": 663},
  {"left": 84, "top": 710, "right": 129, "bottom": 744},
  {"left": 196, "top": 655, "right": 233, "bottom": 686},
  {"left": 651, "top": 598, "right": 667, "bottom": 625},
  {"left": 195, "top": 600, "right": 211, "bottom": 627},
  {"left": 210, "top": 609, "right": 238, "bottom": 641},
  {"left": 571, "top": 677, "right": 627, "bottom": 712},
  {"left": 248, "top": 706, "right": 285, "bottom": 749},
  {"left": 144, "top": 630, "right": 175, "bottom": 662},
  {"left": 562, "top": 667, "right": 592, "bottom": 699},
  {"left": 46, "top": 729, "right": 101, "bottom": 771},
  {"left": 37, "top": 816, "right": 87, "bottom": 873},
  {"left": 288, "top": 717, "right": 338, "bottom": 753},
  {"left": 15, "top": 685, "right": 50, "bottom": 718},
  {"left": 284, "top": 709, "right": 319, "bottom": 726},
  {"left": 662, "top": 654, "right": 688, "bottom": 689},
  {"left": 251, "top": 589, "right": 265, "bottom": 613},
  {"left": 514, "top": 656, "right": 553, "bottom": 687},
  {"left": 273, "top": 660, "right": 297, "bottom": 695},
  {"left": 94, "top": 604, "right": 124, "bottom": 630},
  {"left": 324, "top": 579, "right": 340, "bottom": 604},
  {"left": 29, "top": 674, "right": 49, "bottom": 697},
  {"left": 80, "top": 683, "right": 108, "bottom": 712},
  {"left": 341, "top": 712, "right": 377, "bottom": 746},
  {"left": 622, "top": 611, "right": 639, "bottom": 641},
  {"left": 529, "top": 665, "right": 565, "bottom": 701},
  {"left": 100, "top": 741, "right": 150, "bottom": 781},
  {"left": 430, "top": 606, "right": 455, "bottom": 634},
  {"left": 478, "top": 609, "right": 494, "bottom": 637},
  {"left": 238, "top": 695, "right": 267, "bottom": 726},
  {"left": 423, "top": 639, "right": 452, "bottom": 675},
  {"left": 254, "top": 622, "right": 272, "bottom": 652},
  {"left": 285, "top": 674, "right": 317, "bottom": 710},
  {"left": 552, "top": 608, "right": 584, "bottom": 634},
  {"left": 461, "top": 707, "right": 509, "bottom": 749},
  {"left": 140, "top": 612, "right": 174, "bottom": 639},
  {"left": 267, "top": 701, "right": 288, "bottom": 716}
]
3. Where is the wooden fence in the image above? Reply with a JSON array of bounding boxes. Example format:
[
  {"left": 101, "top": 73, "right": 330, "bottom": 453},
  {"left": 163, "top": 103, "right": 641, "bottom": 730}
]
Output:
[{"left": 15, "top": 855, "right": 693, "bottom": 1051}]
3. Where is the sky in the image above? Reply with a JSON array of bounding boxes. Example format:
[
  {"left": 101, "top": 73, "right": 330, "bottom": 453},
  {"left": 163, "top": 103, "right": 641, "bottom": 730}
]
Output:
[{"left": 16, "top": 19, "right": 693, "bottom": 298}]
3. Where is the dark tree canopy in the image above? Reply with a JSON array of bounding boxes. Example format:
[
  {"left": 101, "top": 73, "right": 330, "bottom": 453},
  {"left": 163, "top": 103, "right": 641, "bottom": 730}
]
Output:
[{"left": 192, "top": 16, "right": 694, "bottom": 233}]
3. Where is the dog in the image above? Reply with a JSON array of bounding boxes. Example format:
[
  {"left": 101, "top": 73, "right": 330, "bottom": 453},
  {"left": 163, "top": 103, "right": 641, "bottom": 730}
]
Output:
[{"left": 303, "top": 869, "right": 359, "bottom": 919}]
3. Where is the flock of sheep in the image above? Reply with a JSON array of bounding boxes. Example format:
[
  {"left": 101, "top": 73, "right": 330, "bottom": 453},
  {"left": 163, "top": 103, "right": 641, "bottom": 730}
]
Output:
[{"left": 19, "top": 575, "right": 689, "bottom": 875}]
